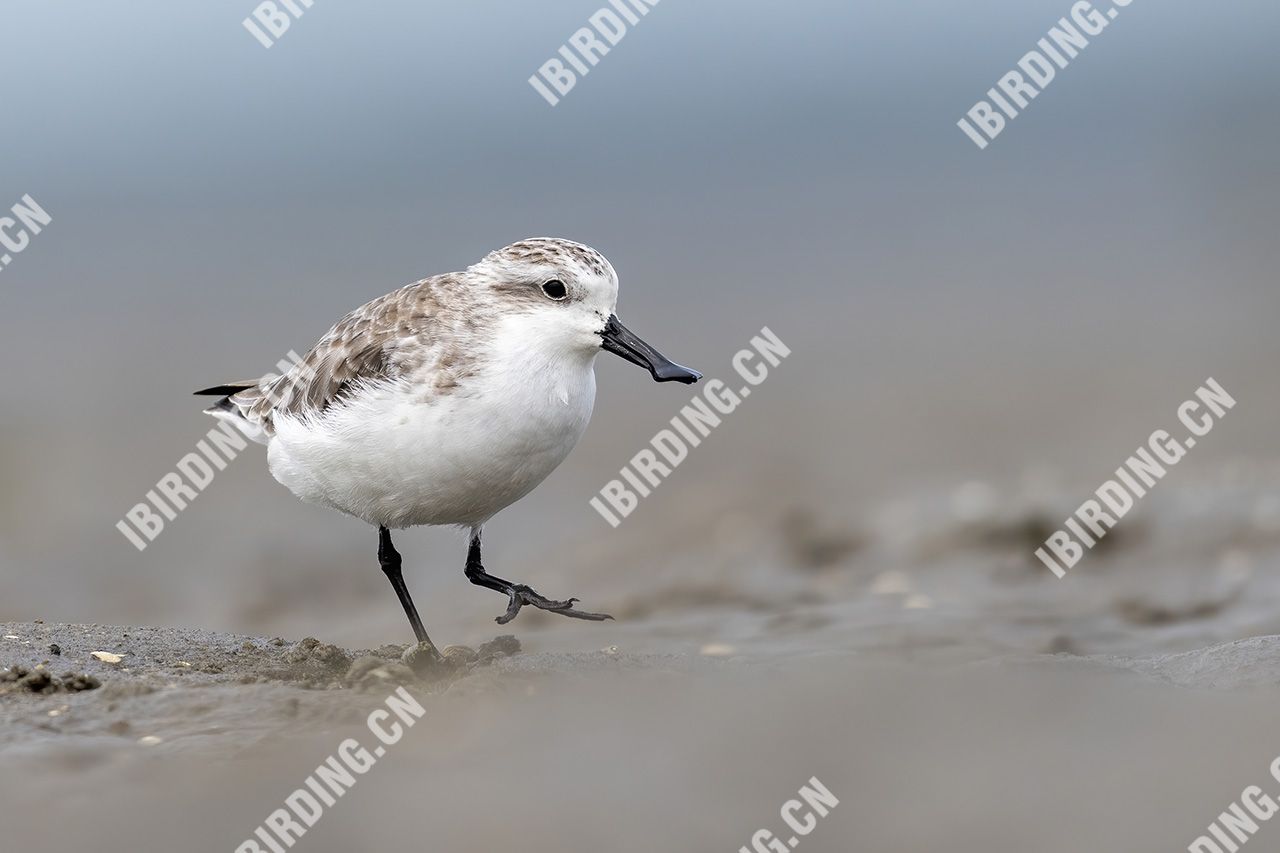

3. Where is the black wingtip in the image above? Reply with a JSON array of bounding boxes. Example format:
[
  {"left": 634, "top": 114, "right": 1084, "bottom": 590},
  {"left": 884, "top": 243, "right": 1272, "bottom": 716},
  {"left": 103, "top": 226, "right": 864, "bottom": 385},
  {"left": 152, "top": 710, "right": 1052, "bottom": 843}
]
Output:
[{"left": 194, "top": 384, "right": 248, "bottom": 396}]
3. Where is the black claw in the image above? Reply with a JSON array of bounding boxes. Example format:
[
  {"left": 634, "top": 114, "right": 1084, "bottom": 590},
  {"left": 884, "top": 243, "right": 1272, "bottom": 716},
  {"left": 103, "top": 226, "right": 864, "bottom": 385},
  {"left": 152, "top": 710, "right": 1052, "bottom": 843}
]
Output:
[
  {"left": 497, "top": 592, "right": 523, "bottom": 625},
  {"left": 466, "top": 535, "right": 611, "bottom": 625},
  {"left": 494, "top": 585, "right": 611, "bottom": 624}
]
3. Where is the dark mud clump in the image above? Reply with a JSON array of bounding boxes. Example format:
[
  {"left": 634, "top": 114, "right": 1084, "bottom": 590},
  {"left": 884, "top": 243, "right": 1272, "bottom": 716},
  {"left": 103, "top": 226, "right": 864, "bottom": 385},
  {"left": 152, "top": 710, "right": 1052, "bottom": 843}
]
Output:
[
  {"left": 0, "top": 624, "right": 533, "bottom": 755},
  {"left": 372, "top": 643, "right": 407, "bottom": 660},
  {"left": 344, "top": 656, "right": 420, "bottom": 692},
  {"left": 0, "top": 665, "right": 100, "bottom": 696},
  {"left": 476, "top": 635, "right": 521, "bottom": 661},
  {"left": 399, "top": 635, "right": 519, "bottom": 676},
  {"left": 400, "top": 641, "right": 446, "bottom": 677},
  {"left": 274, "top": 637, "right": 352, "bottom": 685},
  {"left": 441, "top": 645, "right": 480, "bottom": 668}
]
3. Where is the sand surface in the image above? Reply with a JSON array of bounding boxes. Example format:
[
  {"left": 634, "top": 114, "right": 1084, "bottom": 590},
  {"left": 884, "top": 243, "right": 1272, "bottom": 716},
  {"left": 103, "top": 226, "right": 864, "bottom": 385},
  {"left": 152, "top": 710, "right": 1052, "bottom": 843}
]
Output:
[
  {"left": 4, "top": 621, "right": 1280, "bottom": 853},
  {"left": 6, "top": 471, "right": 1280, "bottom": 853}
]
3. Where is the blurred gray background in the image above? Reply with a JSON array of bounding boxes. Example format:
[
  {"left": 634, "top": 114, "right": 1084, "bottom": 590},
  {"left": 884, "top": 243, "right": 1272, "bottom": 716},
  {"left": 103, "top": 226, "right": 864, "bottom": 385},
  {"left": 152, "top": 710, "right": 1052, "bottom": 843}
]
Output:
[
  {"left": 0, "top": 0, "right": 1277, "bottom": 652},
  {"left": 4, "top": 4, "right": 1280, "bottom": 853}
]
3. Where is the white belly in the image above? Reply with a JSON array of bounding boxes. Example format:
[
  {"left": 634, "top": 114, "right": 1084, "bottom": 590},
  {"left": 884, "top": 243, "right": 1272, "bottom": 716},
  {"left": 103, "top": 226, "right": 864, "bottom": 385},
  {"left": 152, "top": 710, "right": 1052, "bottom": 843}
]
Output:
[{"left": 266, "top": 361, "right": 596, "bottom": 529}]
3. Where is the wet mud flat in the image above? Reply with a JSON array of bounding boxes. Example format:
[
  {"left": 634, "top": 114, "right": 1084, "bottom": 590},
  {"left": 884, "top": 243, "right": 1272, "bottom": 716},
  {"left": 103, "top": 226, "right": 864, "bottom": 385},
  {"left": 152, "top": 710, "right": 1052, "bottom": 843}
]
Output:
[
  {"left": 0, "top": 621, "right": 729, "bottom": 757},
  {"left": 5, "top": 622, "right": 1280, "bottom": 853},
  {"left": 0, "top": 621, "right": 540, "bottom": 754}
]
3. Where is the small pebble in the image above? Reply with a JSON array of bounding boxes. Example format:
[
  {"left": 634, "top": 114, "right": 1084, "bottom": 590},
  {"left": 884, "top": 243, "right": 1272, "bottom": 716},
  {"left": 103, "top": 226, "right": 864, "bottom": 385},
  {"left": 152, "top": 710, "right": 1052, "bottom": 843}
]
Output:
[
  {"left": 699, "top": 643, "right": 736, "bottom": 657},
  {"left": 21, "top": 670, "right": 53, "bottom": 692},
  {"left": 49, "top": 644, "right": 61, "bottom": 656},
  {"left": 91, "top": 651, "right": 124, "bottom": 664},
  {"left": 137, "top": 735, "right": 163, "bottom": 747}
]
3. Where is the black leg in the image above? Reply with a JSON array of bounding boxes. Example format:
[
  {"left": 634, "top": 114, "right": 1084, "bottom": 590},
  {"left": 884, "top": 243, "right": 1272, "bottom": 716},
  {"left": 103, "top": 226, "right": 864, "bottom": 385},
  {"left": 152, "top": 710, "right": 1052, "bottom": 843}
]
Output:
[
  {"left": 379, "top": 526, "right": 431, "bottom": 644},
  {"left": 464, "top": 533, "right": 612, "bottom": 625}
]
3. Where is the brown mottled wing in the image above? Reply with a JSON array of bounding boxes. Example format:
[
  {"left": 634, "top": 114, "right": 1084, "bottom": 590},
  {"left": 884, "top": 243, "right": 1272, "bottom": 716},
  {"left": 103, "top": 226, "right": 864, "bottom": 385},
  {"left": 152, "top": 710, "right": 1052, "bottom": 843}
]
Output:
[{"left": 228, "top": 281, "right": 440, "bottom": 434}]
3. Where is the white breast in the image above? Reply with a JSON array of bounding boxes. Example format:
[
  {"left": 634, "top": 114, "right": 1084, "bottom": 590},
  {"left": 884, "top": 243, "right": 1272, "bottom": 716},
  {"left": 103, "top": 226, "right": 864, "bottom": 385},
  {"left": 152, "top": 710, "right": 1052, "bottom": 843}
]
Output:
[{"left": 266, "top": 336, "right": 598, "bottom": 530}]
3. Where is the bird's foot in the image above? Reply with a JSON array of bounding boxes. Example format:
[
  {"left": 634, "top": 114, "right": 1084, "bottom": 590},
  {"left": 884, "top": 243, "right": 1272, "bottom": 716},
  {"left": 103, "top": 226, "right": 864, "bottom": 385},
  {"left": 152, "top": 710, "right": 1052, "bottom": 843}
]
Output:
[{"left": 497, "top": 584, "right": 613, "bottom": 625}]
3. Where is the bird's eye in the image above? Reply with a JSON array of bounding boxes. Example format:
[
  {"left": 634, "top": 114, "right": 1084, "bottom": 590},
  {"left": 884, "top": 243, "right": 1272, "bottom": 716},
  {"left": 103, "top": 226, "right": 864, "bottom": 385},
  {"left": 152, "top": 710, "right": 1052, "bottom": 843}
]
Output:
[{"left": 541, "top": 279, "right": 568, "bottom": 300}]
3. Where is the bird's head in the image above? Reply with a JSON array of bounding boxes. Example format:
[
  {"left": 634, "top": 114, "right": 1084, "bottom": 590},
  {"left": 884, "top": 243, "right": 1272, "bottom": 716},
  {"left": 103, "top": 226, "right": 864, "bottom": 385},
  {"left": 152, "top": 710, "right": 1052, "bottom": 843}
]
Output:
[{"left": 469, "top": 237, "right": 702, "bottom": 384}]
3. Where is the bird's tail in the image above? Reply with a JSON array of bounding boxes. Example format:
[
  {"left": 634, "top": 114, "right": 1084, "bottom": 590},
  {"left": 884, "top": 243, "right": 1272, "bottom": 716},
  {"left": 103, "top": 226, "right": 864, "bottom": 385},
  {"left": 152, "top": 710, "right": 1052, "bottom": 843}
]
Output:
[
  {"left": 193, "top": 381, "right": 261, "bottom": 397},
  {"left": 194, "top": 380, "right": 272, "bottom": 445}
]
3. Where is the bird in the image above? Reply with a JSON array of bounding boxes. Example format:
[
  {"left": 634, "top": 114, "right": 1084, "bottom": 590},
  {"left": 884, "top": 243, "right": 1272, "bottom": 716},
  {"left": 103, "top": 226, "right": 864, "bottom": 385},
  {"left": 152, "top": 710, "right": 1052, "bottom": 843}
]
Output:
[{"left": 195, "top": 238, "right": 701, "bottom": 645}]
